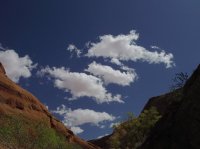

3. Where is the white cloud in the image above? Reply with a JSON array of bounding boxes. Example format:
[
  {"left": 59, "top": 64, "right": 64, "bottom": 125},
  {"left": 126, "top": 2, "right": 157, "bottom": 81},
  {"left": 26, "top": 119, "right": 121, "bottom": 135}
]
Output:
[
  {"left": 70, "top": 126, "right": 84, "bottom": 135},
  {"left": 45, "top": 104, "right": 49, "bottom": 110},
  {"left": 110, "top": 58, "right": 137, "bottom": 74},
  {"left": 85, "top": 61, "right": 137, "bottom": 86},
  {"left": 110, "top": 58, "right": 123, "bottom": 66},
  {"left": 52, "top": 105, "right": 115, "bottom": 134},
  {"left": 97, "top": 133, "right": 109, "bottom": 139},
  {"left": 38, "top": 66, "right": 123, "bottom": 103},
  {"left": 86, "top": 30, "right": 174, "bottom": 68},
  {"left": 151, "top": 45, "right": 160, "bottom": 49},
  {"left": 0, "top": 49, "right": 36, "bottom": 82},
  {"left": 110, "top": 122, "right": 120, "bottom": 128},
  {"left": 67, "top": 44, "right": 81, "bottom": 57},
  {"left": 99, "top": 125, "right": 105, "bottom": 129}
]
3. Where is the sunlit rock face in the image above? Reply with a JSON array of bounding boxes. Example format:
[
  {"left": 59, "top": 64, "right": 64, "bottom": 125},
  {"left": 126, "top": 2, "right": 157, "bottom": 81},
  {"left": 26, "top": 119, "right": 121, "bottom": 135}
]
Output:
[
  {"left": 0, "top": 63, "right": 6, "bottom": 75},
  {"left": 0, "top": 63, "right": 99, "bottom": 149}
]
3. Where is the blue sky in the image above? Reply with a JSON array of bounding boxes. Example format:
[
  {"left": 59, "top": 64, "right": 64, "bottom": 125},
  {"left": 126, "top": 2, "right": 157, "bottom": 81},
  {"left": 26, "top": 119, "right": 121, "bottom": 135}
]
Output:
[{"left": 0, "top": 0, "right": 200, "bottom": 140}]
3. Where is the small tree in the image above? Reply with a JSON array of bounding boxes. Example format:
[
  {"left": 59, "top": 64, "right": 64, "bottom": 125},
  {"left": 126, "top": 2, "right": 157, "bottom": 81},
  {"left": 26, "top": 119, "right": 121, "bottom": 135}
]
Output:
[
  {"left": 171, "top": 72, "right": 188, "bottom": 91},
  {"left": 109, "top": 107, "right": 161, "bottom": 149}
]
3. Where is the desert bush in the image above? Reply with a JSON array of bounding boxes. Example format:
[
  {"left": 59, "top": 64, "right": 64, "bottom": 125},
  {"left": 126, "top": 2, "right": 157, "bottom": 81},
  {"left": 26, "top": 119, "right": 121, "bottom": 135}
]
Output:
[
  {"left": 109, "top": 107, "right": 161, "bottom": 149},
  {"left": 0, "top": 114, "right": 81, "bottom": 149}
]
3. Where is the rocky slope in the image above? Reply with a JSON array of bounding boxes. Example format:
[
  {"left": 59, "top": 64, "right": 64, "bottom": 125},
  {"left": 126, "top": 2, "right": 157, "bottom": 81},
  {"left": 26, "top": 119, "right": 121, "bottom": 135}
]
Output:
[{"left": 0, "top": 63, "right": 99, "bottom": 149}]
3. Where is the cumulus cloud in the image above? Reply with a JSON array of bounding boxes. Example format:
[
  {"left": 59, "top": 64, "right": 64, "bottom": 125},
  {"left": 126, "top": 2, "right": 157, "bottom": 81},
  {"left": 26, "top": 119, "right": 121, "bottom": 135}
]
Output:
[
  {"left": 85, "top": 61, "right": 137, "bottom": 86},
  {"left": 67, "top": 44, "right": 81, "bottom": 57},
  {"left": 0, "top": 49, "right": 37, "bottom": 82},
  {"left": 86, "top": 30, "right": 174, "bottom": 68},
  {"left": 70, "top": 126, "right": 84, "bottom": 134},
  {"left": 38, "top": 66, "right": 123, "bottom": 103},
  {"left": 52, "top": 105, "right": 115, "bottom": 134}
]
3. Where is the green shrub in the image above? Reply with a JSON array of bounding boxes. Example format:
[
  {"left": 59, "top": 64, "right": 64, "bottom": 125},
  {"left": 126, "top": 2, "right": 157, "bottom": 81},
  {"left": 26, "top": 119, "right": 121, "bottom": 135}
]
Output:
[
  {"left": 109, "top": 107, "right": 161, "bottom": 149},
  {"left": 0, "top": 115, "right": 81, "bottom": 149}
]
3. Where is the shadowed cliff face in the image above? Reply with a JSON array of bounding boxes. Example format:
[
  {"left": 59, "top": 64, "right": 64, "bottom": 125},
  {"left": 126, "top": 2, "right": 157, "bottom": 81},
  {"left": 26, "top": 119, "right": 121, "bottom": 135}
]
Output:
[
  {"left": 89, "top": 134, "right": 112, "bottom": 149},
  {"left": 0, "top": 63, "right": 99, "bottom": 149},
  {"left": 140, "top": 64, "right": 200, "bottom": 149},
  {"left": 142, "top": 88, "right": 183, "bottom": 116},
  {"left": 91, "top": 64, "right": 200, "bottom": 149}
]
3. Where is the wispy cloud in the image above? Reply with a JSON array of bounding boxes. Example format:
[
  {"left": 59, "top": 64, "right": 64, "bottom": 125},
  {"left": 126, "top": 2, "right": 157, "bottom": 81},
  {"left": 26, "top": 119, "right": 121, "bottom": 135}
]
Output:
[
  {"left": 150, "top": 45, "right": 160, "bottom": 50},
  {"left": 0, "top": 49, "right": 37, "bottom": 82},
  {"left": 67, "top": 44, "right": 82, "bottom": 57}
]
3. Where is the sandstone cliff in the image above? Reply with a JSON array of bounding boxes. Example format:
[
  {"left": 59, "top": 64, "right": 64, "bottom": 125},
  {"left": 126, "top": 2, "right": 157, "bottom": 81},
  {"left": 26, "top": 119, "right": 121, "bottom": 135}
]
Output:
[{"left": 0, "top": 63, "right": 99, "bottom": 149}]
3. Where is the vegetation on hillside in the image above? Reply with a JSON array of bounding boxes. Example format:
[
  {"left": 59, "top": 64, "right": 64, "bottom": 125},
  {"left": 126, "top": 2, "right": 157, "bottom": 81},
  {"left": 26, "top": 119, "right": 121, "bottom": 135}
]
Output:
[
  {"left": 0, "top": 114, "right": 81, "bottom": 149},
  {"left": 108, "top": 107, "right": 161, "bottom": 149},
  {"left": 170, "top": 72, "right": 188, "bottom": 91}
]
